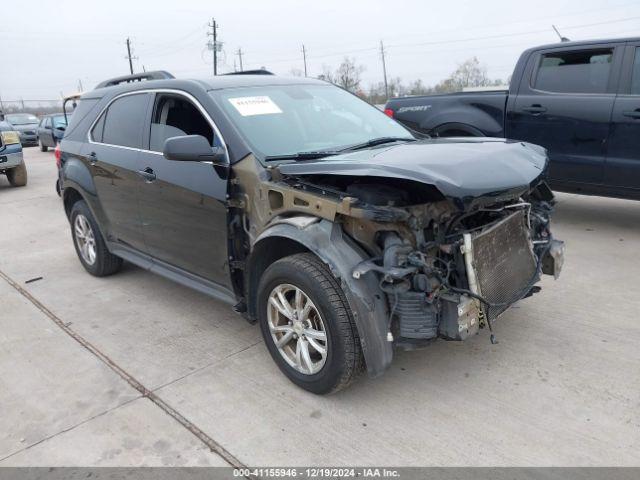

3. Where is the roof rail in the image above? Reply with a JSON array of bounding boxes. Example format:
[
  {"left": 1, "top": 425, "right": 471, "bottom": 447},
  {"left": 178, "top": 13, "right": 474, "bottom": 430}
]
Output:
[
  {"left": 222, "top": 69, "right": 274, "bottom": 76},
  {"left": 95, "top": 71, "right": 175, "bottom": 89}
]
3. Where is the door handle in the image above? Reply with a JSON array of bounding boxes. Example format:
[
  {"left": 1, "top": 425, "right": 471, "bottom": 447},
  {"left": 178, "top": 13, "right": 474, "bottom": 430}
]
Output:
[
  {"left": 87, "top": 152, "right": 98, "bottom": 165},
  {"left": 522, "top": 104, "right": 547, "bottom": 115},
  {"left": 137, "top": 167, "right": 156, "bottom": 182},
  {"left": 622, "top": 109, "right": 640, "bottom": 119}
]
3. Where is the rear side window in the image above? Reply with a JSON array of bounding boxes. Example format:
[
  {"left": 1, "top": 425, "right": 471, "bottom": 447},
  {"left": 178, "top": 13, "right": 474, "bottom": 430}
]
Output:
[
  {"left": 534, "top": 48, "right": 613, "bottom": 94},
  {"left": 101, "top": 93, "right": 149, "bottom": 148}
]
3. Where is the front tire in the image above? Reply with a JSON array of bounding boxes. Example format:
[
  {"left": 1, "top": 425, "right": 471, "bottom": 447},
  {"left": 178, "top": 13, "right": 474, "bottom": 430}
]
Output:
[
  {"left": 70, "top": 200, "right": 122, "bottom": 277},
  {"left": 257, "top": 253, "right": 363, "bottom": 394},
  {"left": 6, "top": 161, "right": 27, "bottom": 187},
  {"left": 39, "top": 139, "right": 48, "bottom": 152}
]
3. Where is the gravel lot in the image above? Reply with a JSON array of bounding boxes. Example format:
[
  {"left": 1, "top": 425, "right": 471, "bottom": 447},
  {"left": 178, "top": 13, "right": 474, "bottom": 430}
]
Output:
[{"left": 1, "top": 147, "right": 639, "bottom": 466}]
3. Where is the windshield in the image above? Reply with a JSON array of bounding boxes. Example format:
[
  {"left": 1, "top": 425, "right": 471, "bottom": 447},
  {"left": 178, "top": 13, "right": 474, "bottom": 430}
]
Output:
[
  {"left": 211, "top": 84, "right": 413, "bottom": 158},
  {"left": 6, "top": 113, "right": 39, "bottom": 125},
  {"left": 52, "top": 115, "right": 67, "bottom": 128}
]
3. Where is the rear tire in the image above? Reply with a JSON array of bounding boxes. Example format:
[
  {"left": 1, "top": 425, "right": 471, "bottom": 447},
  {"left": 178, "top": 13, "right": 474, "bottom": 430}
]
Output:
[
  {"left": 6, "top": 161, "right": 27, "bottom": 187},
  {"left": 70, "top": 200, "right": 122, "bottom": 277},
  {"left": 257, "top": 253, "right": 363, "bottom": 394}
]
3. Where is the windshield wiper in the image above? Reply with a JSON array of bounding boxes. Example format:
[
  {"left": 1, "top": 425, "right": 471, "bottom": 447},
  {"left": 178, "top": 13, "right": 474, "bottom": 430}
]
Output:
[
  {"left": 337, "top": 136, "right": 416, "bottom": 153},
  {"left": 264, "top": 151, "right": 339, "bottom": 162}
]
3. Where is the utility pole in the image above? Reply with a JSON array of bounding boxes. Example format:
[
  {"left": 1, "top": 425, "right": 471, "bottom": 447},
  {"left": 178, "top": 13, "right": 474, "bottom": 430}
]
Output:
[
  {"left": 236, "top": 47, "right": 244, "bottom": 72},
  {"left": 380, "top": 40, "right": 389, "bottom": 101},
  {"left": 302, "top": 44, "right": 308, "bottom": 77},
  {"left": 77, "top": 79, "right": 84, "bottom": 92},
  {"left": 207, "top": 18, "right": 219, "bottom": 76},
  {"left": 125, "top": 37, "right": 136, "bottom": 74}
]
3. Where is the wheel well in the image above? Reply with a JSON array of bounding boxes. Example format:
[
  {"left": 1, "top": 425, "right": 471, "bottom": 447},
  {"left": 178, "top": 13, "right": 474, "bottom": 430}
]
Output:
[
  {"left": 245, "top": 236, "right": 310, "bottom": 322},
  {"left": 433, "top": 122, "right": 485, "bottom": 138},
  {"left": 63, "top": 187, "right": 83, "bottom": 218}
]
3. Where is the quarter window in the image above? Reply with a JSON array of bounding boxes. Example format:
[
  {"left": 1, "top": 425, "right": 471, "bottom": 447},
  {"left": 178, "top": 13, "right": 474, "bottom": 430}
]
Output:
[
  {"left": 100, "top": 93, "right": 149, "bottom": 148},
  {"left": 631, "top": 48, "right": 640, "bottom": 95},
  {"left": 149, "top": 94, "right": 214, "bottom": 152},
  {"left": 534, "top": 48, "right": 613, "bottom": 94},
  {"left": 91, "top": 112, "right": 106, "bottom": 142}
]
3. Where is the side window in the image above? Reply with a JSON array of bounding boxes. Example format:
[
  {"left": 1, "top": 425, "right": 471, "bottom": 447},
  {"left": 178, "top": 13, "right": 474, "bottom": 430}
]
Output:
[
  {"left": 101, "top": 93, "right": 149, "bottom": 148},
  {"left": 43, "top": 117, "right": 51, "bottom": 128},
  {"left": 631, "top": 48, "right": 640, "bottom": 95},
  {"left": 91, "top": 111, "right": 106, "bottom": 143},
  {"left": 149, "top": 94, "right": 214, "bottom": 152},
  {"left": 534, "top": 48, "right": 614, "bottom": 94}
]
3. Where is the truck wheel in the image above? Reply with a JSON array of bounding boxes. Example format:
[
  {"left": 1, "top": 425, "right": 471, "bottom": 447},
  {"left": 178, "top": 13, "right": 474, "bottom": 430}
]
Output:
[
  {"left": 6, "top": 161, "right": 27, "bottom": 187},
  {"left": 257, "top": 253, "right": 363, "bottom": 394},
  {"left": 70, "top": 200, "right": 122, "bottom": 277},
  {"left": 39, "top": 139, "right": 48, "bottom": 152}
]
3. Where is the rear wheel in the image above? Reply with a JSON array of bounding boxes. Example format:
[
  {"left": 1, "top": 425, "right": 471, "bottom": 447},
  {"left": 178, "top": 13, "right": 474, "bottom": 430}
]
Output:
[
  {"left": 257, "top": 253, "right": 363, "bottom": 394},
  {"left": 70, "top": 200, "right": 122, "bottom": 276},
  {"left": 6, "top": 161, "right": 27, "bottom": 187}
]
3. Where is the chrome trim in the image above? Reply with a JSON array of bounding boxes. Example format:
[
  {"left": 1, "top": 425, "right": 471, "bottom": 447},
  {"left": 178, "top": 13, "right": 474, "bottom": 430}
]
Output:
[{"left": 86, "top": 88, "right": 228, "bottom": 161}]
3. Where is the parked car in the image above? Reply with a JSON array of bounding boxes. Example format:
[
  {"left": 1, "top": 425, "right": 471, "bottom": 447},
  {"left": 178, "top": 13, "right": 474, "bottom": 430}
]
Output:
[
  {"left": 4, "top": 113, "right": 40, "bottom": 147},
  {"left": 59, "top": 71, "right": 564, "bottom": 394},
  {"left": 385, "top": 37, "right": 640, "bottom": 201},
  {"left": 37, "top": 113, "right": 67, "bottom": 152},
  {"left": 0, "top": 120, "right": 27, "bottom": 186}
]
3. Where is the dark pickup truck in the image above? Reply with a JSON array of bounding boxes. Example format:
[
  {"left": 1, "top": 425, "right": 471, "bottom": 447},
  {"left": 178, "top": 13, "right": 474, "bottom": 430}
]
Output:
[{"left": 385, "top": 37, "right": 640, "bottom": 200}]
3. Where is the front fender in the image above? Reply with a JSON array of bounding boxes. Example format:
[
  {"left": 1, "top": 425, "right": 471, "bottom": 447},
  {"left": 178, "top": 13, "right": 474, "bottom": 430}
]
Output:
[{"left": 254, "top": 219, "right": 393, "bottom": 377}]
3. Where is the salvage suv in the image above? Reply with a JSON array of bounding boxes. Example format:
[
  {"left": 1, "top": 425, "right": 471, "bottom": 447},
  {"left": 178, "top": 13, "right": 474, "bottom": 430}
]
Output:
[{"left": 58, "top": 71, "right": 564, "bottom": 394}]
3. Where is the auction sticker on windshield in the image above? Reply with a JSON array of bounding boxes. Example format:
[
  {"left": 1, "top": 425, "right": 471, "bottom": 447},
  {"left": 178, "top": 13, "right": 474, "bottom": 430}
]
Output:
[{"left": 228, "top": 96, "right": 283, "bottom": 116}]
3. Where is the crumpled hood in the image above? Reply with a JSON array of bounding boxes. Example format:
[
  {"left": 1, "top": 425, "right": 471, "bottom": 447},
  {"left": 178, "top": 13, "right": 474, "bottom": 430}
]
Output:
[{"left": 277, "top": 138, "right": 548, "bottom": 208}]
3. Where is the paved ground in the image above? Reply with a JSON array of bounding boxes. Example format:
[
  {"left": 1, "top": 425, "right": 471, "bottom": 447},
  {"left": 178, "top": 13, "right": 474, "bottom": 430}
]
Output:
[{"left": 1, "top": 148, "right": 639, "bottom": 467}]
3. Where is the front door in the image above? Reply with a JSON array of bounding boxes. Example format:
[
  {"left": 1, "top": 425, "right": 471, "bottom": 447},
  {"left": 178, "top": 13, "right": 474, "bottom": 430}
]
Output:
[
  {"left": 137, "top": 91, "right": 231, "bottom": 288},
  {"left": 507, "top": 44, "right": 623, "bottom": 187},
  {"left": 604, "top": 43, "right": 640, "bottom": 191},
  {"left": 86, "top": 92, "right": 151, "bottom": 252}
]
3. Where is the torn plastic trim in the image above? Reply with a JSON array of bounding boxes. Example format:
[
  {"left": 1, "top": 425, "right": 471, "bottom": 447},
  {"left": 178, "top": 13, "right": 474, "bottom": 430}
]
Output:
[{"left": 253, "top": 219, "right": 393, "bottom": 377}]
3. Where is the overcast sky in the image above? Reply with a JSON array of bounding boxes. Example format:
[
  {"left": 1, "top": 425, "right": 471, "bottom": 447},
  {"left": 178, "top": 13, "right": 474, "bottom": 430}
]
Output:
[{"left": 2, "top": 0, "right": 639, "bottom": 101}]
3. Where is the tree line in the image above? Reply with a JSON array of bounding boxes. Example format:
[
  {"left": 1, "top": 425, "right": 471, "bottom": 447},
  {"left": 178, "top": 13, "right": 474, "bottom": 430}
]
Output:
[{"left": 296, "top": 56, "right": 509, "bottom": 104}]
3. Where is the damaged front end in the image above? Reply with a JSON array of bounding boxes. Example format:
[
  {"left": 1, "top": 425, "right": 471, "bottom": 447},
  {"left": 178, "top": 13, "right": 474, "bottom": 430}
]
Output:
[
  {"left": 350, "top": 187, "right": 564, "bottom": 348},
  {"left": 230, "top": 139, "right": 565, "bottom": 374}
]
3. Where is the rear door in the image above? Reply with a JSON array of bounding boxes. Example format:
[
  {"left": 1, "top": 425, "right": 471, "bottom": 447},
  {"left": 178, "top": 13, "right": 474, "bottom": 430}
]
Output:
[
  {"left": 86, "top": 92, "right": 151, "bottom": 252},
  {"left": 136, "top": 91, "right": 231, "bottom": 288},
  {"left": 507, "top": 43, "right": 623, "bottom": 186},
  {"left": 604, "top": 42, "right": 640, "bottom": 191}
]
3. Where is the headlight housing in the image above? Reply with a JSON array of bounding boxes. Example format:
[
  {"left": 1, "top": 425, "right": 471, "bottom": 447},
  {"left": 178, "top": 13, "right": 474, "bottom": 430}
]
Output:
[{"left": 1, "top": 131, "right": 21, "bottom": 145}]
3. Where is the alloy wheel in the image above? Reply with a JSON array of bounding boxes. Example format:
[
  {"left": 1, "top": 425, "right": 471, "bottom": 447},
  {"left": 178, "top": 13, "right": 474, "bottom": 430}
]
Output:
[
  {"left": 74, "top": 214, "right": 97, "bottom": 265},
  {"left": 267, "top": 283, "right": 328, "bottom": 375}
]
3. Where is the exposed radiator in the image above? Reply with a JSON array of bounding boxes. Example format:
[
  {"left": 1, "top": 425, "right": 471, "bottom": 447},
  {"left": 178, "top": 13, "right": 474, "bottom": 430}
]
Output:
[{"left": 465, "top": 210, "right": 537, "bottom": 320}]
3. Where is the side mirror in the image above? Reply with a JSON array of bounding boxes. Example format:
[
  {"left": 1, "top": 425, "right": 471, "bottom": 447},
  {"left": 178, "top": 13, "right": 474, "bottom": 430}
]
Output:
[
  {"left": 163, "top": 135, "right": 226, "bottom": 163},
  {"left": 56, "top": 125, "right": 66, "bottom": 131}
]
